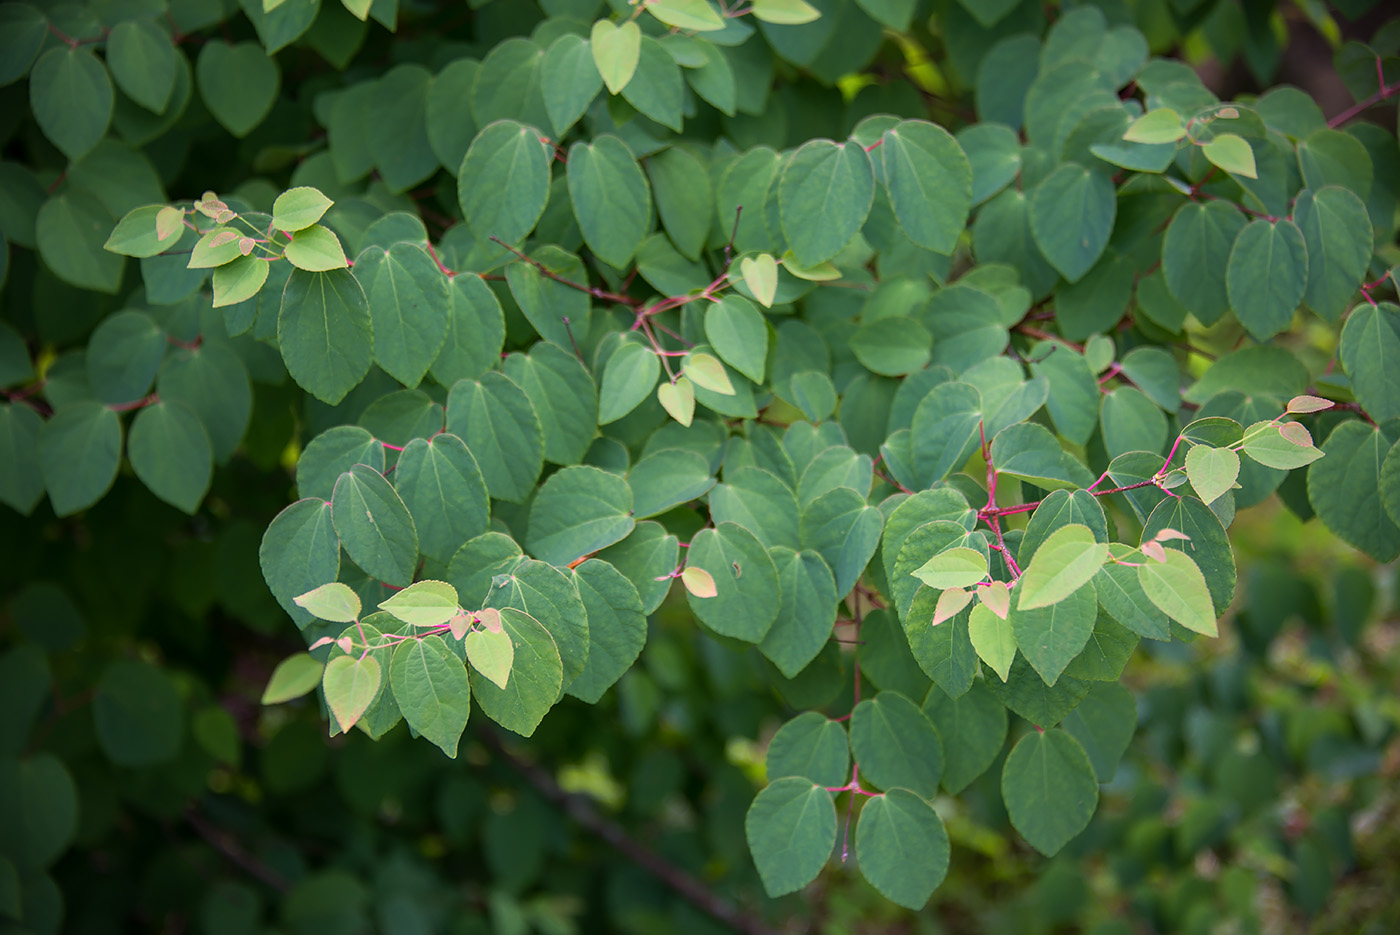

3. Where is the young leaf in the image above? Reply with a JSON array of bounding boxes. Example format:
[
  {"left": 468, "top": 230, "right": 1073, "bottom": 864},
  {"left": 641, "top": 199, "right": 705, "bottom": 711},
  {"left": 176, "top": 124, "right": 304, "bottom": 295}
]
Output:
[
  {"left": 682, "top": 351, "right": 735, "bottom": 395},
  {"left": 1201, "top": 133, "right": 1258, "bottom": 179},
  {"left": 646, "top": 0, "right": 725, "bottom": 31},
  {"left": 104, "top": 205, "right": 183, "bottom": 258},
  {"left": 739, "top": 254, "right": 778, "bottom": 308},
  {"left": 1184, "top": 444, "right": 1240, "bottom": 505},
  {"left": 378, "top": 580, "right": 460, "bottom": 627},
  {"left": 968, "top": 603, "right": 1015, "bottom": 681},
  {"left": 212, "top": 254, "right": 269, "bottom": 308},
  {"left": 591, "top": 19, "right": 641, "bottom": 94},
  {"left": 261, "top": 653, "right": 326, "bottom": 704},
  {"left": 1286, "top": 395, "right": 1334, "bottom": 414},
  {"left": 464, "top": 627, "right": 514, "bottom": 689},
  {"left": 751, "top": 0, "right": 821, "bottom": 24},
  {"left": 1016, "top": 524, "right": 1108, "bottom": 611},
  {"left": 680, "top": 566, "right": 716, "bottom": 597},
  {"left": 1137, "top": 549, "right": 1218, "bottom": 636},
  {"left": 979, "top": 580, "right": 1010, "bottom": 619},
  {"left": 657, "top": 376, "right": 695, "bottom": 427},
  {"left": 932, "top": 587, "right": 972, "bottom": 626},
  {"left": 910, "top": 546, "right": 988, "bottom": 589},
  {"left": 1122, "top": 108, "right": 1185, "bottom": 144},
  {"left": 283, "top": 224, "right": 347, "bottom": 271},
  {"left": 272, "top": 186, "right": 334, "bottom": 232},
  {"left": 294, "top": 582, "right": 362, "bottom": 623},
  {"left": 322, "top": 654, "right": 381, "bottom": 732}
]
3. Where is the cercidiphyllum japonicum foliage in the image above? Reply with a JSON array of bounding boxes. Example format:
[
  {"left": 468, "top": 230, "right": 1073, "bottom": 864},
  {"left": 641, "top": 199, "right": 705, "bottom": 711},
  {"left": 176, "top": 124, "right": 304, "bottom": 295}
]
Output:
[{"left": 1, "top": 0, "right": 1400, "bottom": 927}]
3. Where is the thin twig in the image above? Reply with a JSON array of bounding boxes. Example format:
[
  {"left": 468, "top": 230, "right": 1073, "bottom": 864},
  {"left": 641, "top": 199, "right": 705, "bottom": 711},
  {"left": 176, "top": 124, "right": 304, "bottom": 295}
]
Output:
[{"left": 480, "top": 729, "right": 778, "bottom": 935}]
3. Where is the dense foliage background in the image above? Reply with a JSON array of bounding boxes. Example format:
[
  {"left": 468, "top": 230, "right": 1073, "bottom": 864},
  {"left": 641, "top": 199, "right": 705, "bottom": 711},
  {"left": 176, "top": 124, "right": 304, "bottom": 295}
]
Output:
[{"left": 2, "top": 0, "right": 1399, "bottom": 932}]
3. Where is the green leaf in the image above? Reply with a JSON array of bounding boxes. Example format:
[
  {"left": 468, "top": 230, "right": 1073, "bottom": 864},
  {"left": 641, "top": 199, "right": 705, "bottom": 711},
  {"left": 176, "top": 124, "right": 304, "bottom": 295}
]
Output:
[
  {"left": 1183, "top": 345, "right": 1310, "bottom": 405},
  {"left": 992, "top": 422, "right": 1096, "bottom": 491},
  {"left": 703, "top": 295, "right": 767, "bottom": 384},
  {"left": 262, "top": 653, "right": 326, "bottom": 704},
  {"left": 1001, "top": 729, "right": 1098, "bottom": 856},
  {"left": 187, "top": 226, "right": 243, "bottom": 269},
  {"left": 278, "top": 268, "right": 373, "bottom": 405},
  {"left": 967, "top": 602, "right": 1015, "bottom": 680},
  {"left": 1122, "top": 107, "right": 1185, "bottom": 143},
  {"left": 541, "top": 34, "right": 602, "bottom": 137},
  {"left": 760, "top": 547, "right": 838, "bottom": 679},
  {"left": 459, "top": 120, "right": 551, "bottom": 246},
  {"left": 0, "top": 404, "right": 45, "bottom": 515},
  {"left": 38, "top": 402, "right": 121, "bottom": 516},
  {"left": 128, "top": 400, "right": 213, "bottom": 514},
  {"left": 849, "top": 691, "right": 943, "bottom": 797},
  {"left": 445, "top": 372, "right": 543, "bottom": 503},
  {"left": 1240, "top": 420, "right": 1323, "bottom": 470},
  {"left": 85, "top": 310, "right": 163, "bottom": 405},
  {"left": 1062, "top": 681, "right": 1137, "bottom": 782},
  {"left": 567, "top": 135, "right": 651, "bottom": 269},
  {"left": 378, "top": 580, "right": 459, "bottom": 627},
  {"left": 37, "top": 193, "right": 124, "bottom": 293},
  {"left": 1141, "top": 495, "right": 1236, "bottom": 614},
  {"left": 745, "top": 778, "right": 836, "bottom": 897},
  {"left": 797, "top": 489, "right": 878, "bottom": 596},
  {"left": 683, "top": 37, "right": 736, "bottom": 116},
  {"left": 470, "top": 36, "right": 550, "bottom": 131},
  {"left": 468, "top": 607, "right": 562, "bottom": 737},
  {"left": 330, "top": 463, "right": 419, "bottom": 587},
  {"left": 0, "top": 3, "right": 47, "bottom": 86},
  {"left": 910, "top": 382, "right": 982, "bottom": 485},
  {"left": 856, "top": 788, "right": 950, "bottom": 910},
  {"left": 1185, "top": 444, "right": 1240, "bottom": 504},
  {"left": 1201, "top": 133, "right": 1257, "bottom": 178},
  {"left": 1010, "top": 581, "right": 1097, "bottom": 686},
  {"left": 93, "top": 660, "right": 182, "bottom": 767},
  {"left": 389, "top": 635, "right": 470, "bottom": 757},
  {"left": 107, "top": 20, "right": 176, "bottom": 114},
  {"left": 627, "top": 447, "right": 712, "bottom": 518},
  {"left": 296, "top": 426, "right": 384, "bottom": 501},
  {"left": 709, "top": 466, "right": 799, "bottom": 551},
  {"left": 259, "top": 498, "right": 340, "bottom": 628},
  {"left": 567, "top": 559, "right": 646, "bottom": 703},
  {"left": 621, "top": 36, "right": 684, "bottom": 131},
  {"left": 598, "top": 341, "right": 660, "bottom": 424},
  {"left": 1226, "top": 219, "right": 1308, "bottom": 342},
  {"left": 365, "top": 64, "right": 437, "bottom": 193},
  {"left": 284, "top": 224, "right": 347, "bottom": 272},
  {"left": 850, "top": 317, "right": 932, "bottom": 377},
  {"left": 1028, "top": 163, "right": 1115, "bottom": 283},
  {"left": 1297, "top": 127, "right": 1373, "bottom": 198},
  {"left": 905, "top": 586, "right": 978, "bottom": 697},
  {"left": 426, "top": 58, "right": 478, "bottom": 172},
  {"left": 957, "top": 123, "right": 1021, "bottom": 207},
  {"left": 684, "top": 521, "right": 781, "bottom": 642},
  {"left": 1338, "top": 302, "right": 1400, "bottom": 424},
  {"left": 195, "top": 40, "right": 279, "bottom": 138},
  {"left": 597, "top": 521, "right": 679, "bottom": 615},
  {"left": 880, "top": 120, "right": 972, "bottom": 255},
  {"left": 464, "top": 628, "right": 513, "bottom": 689},
  {"left": 909, "top": 547, "right": 986, "bottom": 589},
  {"left": 1308, "top": 420, "right": 1400, "bottom": 562},
  {"left": 241, "top": 0, "right": 320, "bottom": 55},
  {"left": 272, "top": 186, "right": 333, "bottom": 232},
  {"left": 647, "top": 0, "right": 725, "bottom": 30},
  {"left": 1138, "top": 549, "right": 1218, "bottom": 637},
  {"left": 1162, "top": 201, "right": 1248, "bottom": 326},
  {"left": 323, "top": 654, "right": 382, "bottom": 731},
  {"left": 432, "top": 273, "right": 505, "bottom": 387},
  {"left": 780, "top": 139, "right": 874, "bottom": 267},
  {"left": 394, "top": 434, "right": 489, "bottom": 565},
  {"left": 1294, "top": 186, "right": 1372, "bottom": 322},
  {"left": 30, "top": 47, "right": 112, "bottom": 159},
  {"left": 526, "top": 465, "right": 635, "bottom": 566},
  {"left": 922, "top": 680, "right": 1007, "bottom": 793},
  {"left": 1017, "top": 524, "right": 1109, "bottom": 611},
  {"left": 591, "top": 19, "right": 641, "bottom": 94},
  {"left": 766, "top": 711, "right": 849, "bottom": 787},
  {"left": 647, "top": 145, "right": 712, "bottom": 261},
  {"left": 294, "top": 582, "right": 362, "bottom": 623},
  {"left": 353, "top": 242, "right": 449, "bottom": 387}
]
